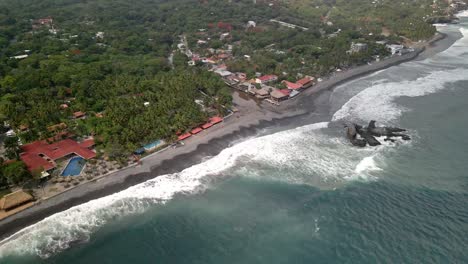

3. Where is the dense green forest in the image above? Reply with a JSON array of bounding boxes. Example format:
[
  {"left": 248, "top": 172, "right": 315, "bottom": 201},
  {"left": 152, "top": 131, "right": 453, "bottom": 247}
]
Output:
[{"left": 0, "top": 0, "right": 445, "bottom": 157}]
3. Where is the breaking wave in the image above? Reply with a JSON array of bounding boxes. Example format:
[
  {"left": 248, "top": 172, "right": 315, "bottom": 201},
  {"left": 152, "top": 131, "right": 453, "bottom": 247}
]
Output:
[
  {"left": 0, "top": 121, "right": 378, "bottom": 259},
  {"left": 332, "top": 68, "right": 468, "bottom": 123}
]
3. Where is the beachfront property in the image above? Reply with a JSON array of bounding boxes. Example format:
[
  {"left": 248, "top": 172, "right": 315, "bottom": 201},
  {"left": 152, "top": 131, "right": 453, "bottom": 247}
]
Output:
[
  {"left": 255, "top": 74, "right": 278, "bottom": 84},
  {"left": 0, "top": 190, "right": 35, "bottom": 220},
  {"left": 19, "top": 137, "right": 96, "bottom": 177}
]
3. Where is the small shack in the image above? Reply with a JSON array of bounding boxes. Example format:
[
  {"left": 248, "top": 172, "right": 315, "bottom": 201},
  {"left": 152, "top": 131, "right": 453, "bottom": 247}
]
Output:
[{"left": 0, "top": 190, "right": 34, "bottom": 211}]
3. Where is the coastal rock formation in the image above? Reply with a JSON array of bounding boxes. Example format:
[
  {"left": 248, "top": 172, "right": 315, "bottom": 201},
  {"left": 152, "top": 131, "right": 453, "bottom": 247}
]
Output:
[{"left": 345, "top": 120, "right": 410, "bottom": 147}]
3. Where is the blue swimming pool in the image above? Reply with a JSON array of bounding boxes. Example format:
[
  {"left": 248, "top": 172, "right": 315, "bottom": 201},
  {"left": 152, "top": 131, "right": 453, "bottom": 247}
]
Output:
[{"left": 61, "top": 156, "right": 86, "bottom": 176}]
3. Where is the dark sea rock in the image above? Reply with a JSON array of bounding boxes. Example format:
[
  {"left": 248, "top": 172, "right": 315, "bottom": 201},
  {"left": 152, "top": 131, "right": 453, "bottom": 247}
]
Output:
[{"left": 345, "top": 120, "right": 410, "bottom": 147}]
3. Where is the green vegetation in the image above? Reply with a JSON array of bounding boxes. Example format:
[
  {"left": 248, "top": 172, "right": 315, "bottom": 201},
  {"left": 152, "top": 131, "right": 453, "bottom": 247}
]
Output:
[{"left": 0, "top": 0, "right": 443, "bottom": 157}]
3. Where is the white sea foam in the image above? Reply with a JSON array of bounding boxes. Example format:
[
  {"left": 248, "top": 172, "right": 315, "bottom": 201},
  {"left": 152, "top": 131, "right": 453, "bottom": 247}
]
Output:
[
  {"left": 0, "top": 121, "right": 375, "bottom": 259},
  {"left": 455, "top": 10, "right": 468, "bottom": 18},
  {"left": 354, "top": 156, "right": 382, "bottom": 175},
  {"left": 332, "top": 68, "right": 468, "bottom": 123}
]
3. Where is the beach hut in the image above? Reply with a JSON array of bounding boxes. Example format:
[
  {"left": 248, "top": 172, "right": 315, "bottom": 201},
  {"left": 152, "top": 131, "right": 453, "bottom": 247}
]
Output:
[
  {"left": 178, "top": 133, "right": 192, "bottom": 141},
  {"left": 0, "top": 190, "right": 34, "bottom": 211},
  {"left": 201, "top": 123, "right": 213, "bottom": 129},
  {"left": 210, "top": 116, "right": 223, "bottom": 125},
  {"left": 191, "top": 127, "right": 203, "bottom": 135}
]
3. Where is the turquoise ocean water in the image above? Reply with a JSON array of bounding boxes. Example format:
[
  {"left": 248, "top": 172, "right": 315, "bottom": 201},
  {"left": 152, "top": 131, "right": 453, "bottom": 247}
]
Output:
[{"left": 1, "top": 18, "right": 467, "bottom": 264}]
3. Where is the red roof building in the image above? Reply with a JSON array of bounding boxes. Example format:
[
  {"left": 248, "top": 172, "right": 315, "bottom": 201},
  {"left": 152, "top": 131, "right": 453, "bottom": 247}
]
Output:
[
  {"left": 20, "top": 138, "right": 96, "bottom": 172},
  {"left": 282, "top": 80, "right": 302, "bottom": 90},
  {"left": 279, "top": 89, "right": 291, "bottom": 96},
  {"left": 191, "top": 127, "right": 203, "bottom": 135},
  {"left": 256, "top": 75, "right": 278, "bottom": 84},
  {"left": 296, "top": 77, "right": 314, "bottom": 88},
  {"left": 201, "top": 123, "right": 213, "bottom": 129},
  {"left": 210, "top": 116, "right": 223, "bottom": 124},
  {"left": 178, "top": 133, "right": 192, "bottom": 141}
]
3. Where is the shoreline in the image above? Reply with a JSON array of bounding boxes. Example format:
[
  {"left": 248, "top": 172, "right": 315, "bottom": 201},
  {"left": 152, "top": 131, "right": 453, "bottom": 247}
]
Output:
[{"left": 0, "top": 29, "right": 458, "bottom": 241}]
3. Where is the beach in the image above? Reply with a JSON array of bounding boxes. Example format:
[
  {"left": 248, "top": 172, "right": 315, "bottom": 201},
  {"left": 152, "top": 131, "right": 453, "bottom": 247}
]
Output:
[{"left": 0, "top": 28, "right": 460, "bottom": 241}]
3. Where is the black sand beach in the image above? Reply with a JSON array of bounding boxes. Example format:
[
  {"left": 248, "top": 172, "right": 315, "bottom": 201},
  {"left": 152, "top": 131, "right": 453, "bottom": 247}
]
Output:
[{"left": 0, "top": 29, "right": 459, "bottom": 241}]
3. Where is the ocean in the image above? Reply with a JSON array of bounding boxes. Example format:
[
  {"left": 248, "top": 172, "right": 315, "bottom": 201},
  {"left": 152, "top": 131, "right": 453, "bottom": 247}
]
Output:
[{"left": 1, "top": 17, "right": 468, "bottom": 264}]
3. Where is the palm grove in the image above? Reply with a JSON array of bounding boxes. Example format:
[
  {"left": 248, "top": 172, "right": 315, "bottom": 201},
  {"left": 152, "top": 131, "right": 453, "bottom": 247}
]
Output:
[{"left": 0, "top": 0, "right": 448, "bottom": 185}]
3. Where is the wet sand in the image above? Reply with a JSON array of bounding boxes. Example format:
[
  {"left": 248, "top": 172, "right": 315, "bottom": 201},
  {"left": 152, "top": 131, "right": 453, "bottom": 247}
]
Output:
[{"left": 0, "top": 30, "right": 458, "bottom": 241}]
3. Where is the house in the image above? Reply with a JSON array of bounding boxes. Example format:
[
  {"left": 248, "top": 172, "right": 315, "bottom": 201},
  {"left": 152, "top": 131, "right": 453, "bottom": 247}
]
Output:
[
  {"left": 0, "top": 190, "right": 34, "bottom": 212},
  {"left": 386, "top": 44, "right": 405, "bottom": 55},
  {"left": 296, "top": 77, "right": 314, "bottom": 89},
  {"left": 20, "top": 138, "right": 96, "bottom": 173},
  {"left": 270, "top": 89, "right": 289, "bottom": 103},
  {"left": 215, "top": 69, "right": 233, "bottom": 77},
  {"left": 255, "top": 75, "right": 278, "bottom": 84},
  {"left": 254, "top": 87, "right": 270, "bottom": 99},
  {"left": 60, "top": 104, "right": 69, "bottom": 109},
  {"left": 210, "top": 116, "right": 223, "bottom": 124},
  {"left": 73, "top": 111, "right": 86, "bottom": 119},
  {"left": 282, "top": 80, "right": 302, "bottom": 90}
]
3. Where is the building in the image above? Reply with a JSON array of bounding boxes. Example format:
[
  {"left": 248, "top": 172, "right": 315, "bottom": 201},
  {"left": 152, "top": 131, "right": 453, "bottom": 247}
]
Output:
[
  {"left": 282, "top": 80, "right": 302, "bottom": 90},
  {"left": 20, "top": 138, "right": 96, "bottom": 173},
  {"left": 215, "top": 69, "right": 233, "bottom": 77},
  {"left": 255, "top": 75, "right": 278, "bottom": 84},
  {"left": 254, "top": 87, "right": 270, "bottom": 99},
  {"left": 270, "top": 89, "right": 289, "bottom": 103},
  {"left": 0, "top": 190, "right": 34, "bottom": 212},
  {"left": 348, "top": 42, "right": 368, "bottom": 54},
  {"left": 296, "top": 77, "right": 314, "bottom": 89},
  {"left": 386, "top": 44, "right": 405, "bottom": 55}
]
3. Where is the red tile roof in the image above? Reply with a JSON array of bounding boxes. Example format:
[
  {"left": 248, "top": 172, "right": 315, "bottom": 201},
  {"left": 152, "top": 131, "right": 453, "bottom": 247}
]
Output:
[
  {"left": 258, "top": 75, "right": 278, "bottom": 82},
  {"left": 178, "top": 133, "right": 192, "bottom": 141},
  {"left": 210, "top": 116, "right": 223, "bottom": 124},
  {"left": 282, "top": 80, "right": 302, "bottom": 90},
  {"left": 296, "top": 77, "right": 313, "bottom": 86},
  {"left": 191, "top": 127, "right": 203, "bottom": 135},
  {"left": 20, "top": 138, "right": 96, "bottom": 172},
  {"left": 201, "top": 123, "right": 213, "bottom": 129},
  {"left": 79, "top": 139, "right": 96, "bottom": 148},
  {"left": 279, "top": 89, "right": 291, "bottom": 96}
]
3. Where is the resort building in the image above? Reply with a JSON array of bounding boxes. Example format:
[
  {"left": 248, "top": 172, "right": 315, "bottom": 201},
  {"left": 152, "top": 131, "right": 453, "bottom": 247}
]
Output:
[{"left": 20, "top": 138, "right": 96, "bottom": 174}]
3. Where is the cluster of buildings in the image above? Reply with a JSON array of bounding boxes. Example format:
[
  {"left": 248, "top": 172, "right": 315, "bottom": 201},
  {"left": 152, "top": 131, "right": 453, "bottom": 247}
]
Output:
[{"left": 234, "top": 74, "right": 315, "bottom": 105}]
